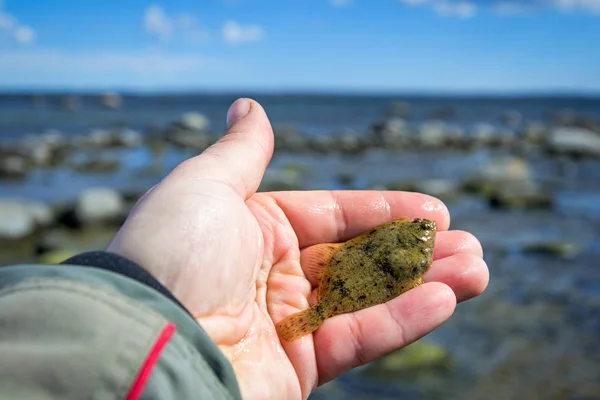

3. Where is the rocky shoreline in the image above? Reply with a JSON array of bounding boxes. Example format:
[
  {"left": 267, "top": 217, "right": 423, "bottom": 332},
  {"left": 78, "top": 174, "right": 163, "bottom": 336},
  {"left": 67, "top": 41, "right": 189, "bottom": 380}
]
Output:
[{"left": 1, "top": 104, "right": 599, "bottom": 266}]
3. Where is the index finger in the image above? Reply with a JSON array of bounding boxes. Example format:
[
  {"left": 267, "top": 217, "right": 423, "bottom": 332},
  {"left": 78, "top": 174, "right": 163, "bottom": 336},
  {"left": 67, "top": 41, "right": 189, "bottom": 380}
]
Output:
[{"left": 264, "top": 190, "right": 450, "bottom": 248}]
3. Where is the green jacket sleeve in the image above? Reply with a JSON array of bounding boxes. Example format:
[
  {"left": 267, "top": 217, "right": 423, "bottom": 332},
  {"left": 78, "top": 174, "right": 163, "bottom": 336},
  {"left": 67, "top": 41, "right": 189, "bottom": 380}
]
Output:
[{"left": 0, "top": 261, "right": 242, "bottom": 400}]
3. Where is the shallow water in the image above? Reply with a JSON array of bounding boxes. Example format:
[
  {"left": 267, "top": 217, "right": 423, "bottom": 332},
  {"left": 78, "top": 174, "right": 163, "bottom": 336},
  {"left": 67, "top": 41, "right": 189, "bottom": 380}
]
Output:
[{"left": 1, "top": 94, "right": 600, "bottom": 399}]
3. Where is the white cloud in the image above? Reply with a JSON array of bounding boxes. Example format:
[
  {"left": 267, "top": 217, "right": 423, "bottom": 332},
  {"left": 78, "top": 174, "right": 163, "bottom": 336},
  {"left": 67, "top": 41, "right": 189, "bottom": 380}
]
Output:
[
  {"left": 552, "top": 0, "right": 600, "bottom": 12},
  {"left": 0, "top": 11, "right": 15, "bottom": 30},
  {"left": 14, "top": 25, "right": 35, "bottom": 44},
  {"left": 222, "top": 20, "right": 264, "bottom": 44},
  {"left": 399, "top": 0, "right": 477, "bottom": 18},
  {"left": 433, "top": 1, "right": 477, "bottom": 17},
  {"left": 173, "top": 13, "right": 210, "bottom": 43},
  {"left": 0, "top": 2, "right": 36, "bottom": 45},
  {"left": 330, "top": 0, "right": 352, "bottom": 6},
  {"left": 144, "top": 5, "right": 172, "bottom": 39},
  {"left": 143, "top": 5, "right": 210, "bottom": 44},
  {"left": 399, "top": 0, "right": 600, "bottom": 16}
]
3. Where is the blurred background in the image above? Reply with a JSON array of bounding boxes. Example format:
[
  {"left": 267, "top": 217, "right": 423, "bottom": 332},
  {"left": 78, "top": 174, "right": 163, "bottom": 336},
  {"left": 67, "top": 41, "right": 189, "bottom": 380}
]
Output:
[{"left": 1, "top": 0, "right": 600, "bottom": 398}]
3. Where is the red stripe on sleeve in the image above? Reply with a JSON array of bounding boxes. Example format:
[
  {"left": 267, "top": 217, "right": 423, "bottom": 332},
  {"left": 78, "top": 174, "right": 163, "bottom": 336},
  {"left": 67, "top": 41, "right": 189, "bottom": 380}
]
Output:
[{"left": 126, "top": 322, "right": 177, "bottom": 400}]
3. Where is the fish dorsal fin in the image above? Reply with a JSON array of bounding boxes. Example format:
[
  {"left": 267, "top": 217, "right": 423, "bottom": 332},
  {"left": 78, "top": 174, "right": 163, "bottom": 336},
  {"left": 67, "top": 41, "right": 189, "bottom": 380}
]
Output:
[{"left": 302, "top": 243, "right": 343, "bottom": 286}]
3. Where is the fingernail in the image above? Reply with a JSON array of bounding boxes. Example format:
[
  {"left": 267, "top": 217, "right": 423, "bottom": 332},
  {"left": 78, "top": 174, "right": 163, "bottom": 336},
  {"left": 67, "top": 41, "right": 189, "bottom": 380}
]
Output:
[{"left": 226, "top": 98, "right": 251, "bottom": 128}]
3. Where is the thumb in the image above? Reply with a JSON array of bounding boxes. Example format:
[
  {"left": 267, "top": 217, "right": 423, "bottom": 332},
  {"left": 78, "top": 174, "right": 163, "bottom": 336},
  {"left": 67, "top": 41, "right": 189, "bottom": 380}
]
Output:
[{"left": 172, "top": 98, "right": 274, "bottom": 199}]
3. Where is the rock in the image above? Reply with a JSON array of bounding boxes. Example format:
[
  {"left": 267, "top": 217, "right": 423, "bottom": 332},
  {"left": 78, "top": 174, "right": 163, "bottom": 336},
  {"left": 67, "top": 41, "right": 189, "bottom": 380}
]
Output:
[
  {"left": 472, "top": 156, "right": 531, "bottom": 183},
  {"left": 363, "top": 340, "right": 453, "bottom": 379},
  {"left": 78, "top": 128, "right": 143, "bottom": 149},
  {"left": 501, "top": 110, "right": 523, "bottom": 128},
  {"left": 548, "top": 127, "right": 600, "bottom": 158},
  {"left": 337, "top": 132, "right": 365, "bottom": 154},
  {"left": 443, "top": 125, "right": 466, "bottom": 146},
  {"left": 0, "top": 155, "right": 29, "bottom": 180},
  {"left": 41, "top": 129, "right": 66, "bottom": 147},
  {"left": 417, "top": 121, "right": 447, "bottom": 147},
  {"left": 386, "top": 101, "right": 411, "bottom": 118},
  {"left": 521, "top": 241, "right": 581, "bottom": 259},
  {"left": 464, "top": 156, "right": 553, "bottom": 209},
  {"left": 0, "top": 201, "right": 35, "bottom": 240},
  {"left": 35, "top": 229, "right": 68, "bottom": 255},
  {"left": 413, "top": 179, "right": 461, "bottom": 202},
  {"left": 488, "top": 182, "right": 553, "bottom": 210},
  {"left": 371, "top": 118, "right": 408, "bottom": 148},
  {"left": 273, "top": 127, "right": 308, "bottom": 152},
  {"left": 100, "top": 92, "right": 123, "bottom": 109},
  {"left": 168, "top": 112, "right": 213, "bottom": 149},
  {"left": 259, "top": 168, "right": 304, "bottom": 191},
  {"left": 113, "top": 128, "right": 143, "bottom": 147},
  {"left": 386, "top": 179, "right": 461, "bottom": 202},
  {"left": 0, "top": 199, "right": 53, "bottom": 240},
  {"left": 471, "top": 123, "right": 496, "bottom": 146},
  {"left": 87, "top": 129, "right": 114, "bottom": 147},
  {"left": 521, "top": 122, "right": 547, "bottom": 144},
  {"left": 553, "top": 109, "right": 599, "bottom": 131},
  {"left": 168, "top": 130, "right": 213, "bottom": 150},
  {"left": 19, "top": 136, "right": 53, "bottom": 166},
  {"left": 175, "top": 112, "right": 210, "bottom": 132},
  {"left": 27, "top": 201, "right": 54, "bottom": 227},
  {"left": 489, "top": 128, "right": 518, "bottom": 148},
  {"left": 74, "top": 188, "right": 126, "bottom": 227},
  {"left": 307, "top": 135, "right": 336, "bottom": 153}
]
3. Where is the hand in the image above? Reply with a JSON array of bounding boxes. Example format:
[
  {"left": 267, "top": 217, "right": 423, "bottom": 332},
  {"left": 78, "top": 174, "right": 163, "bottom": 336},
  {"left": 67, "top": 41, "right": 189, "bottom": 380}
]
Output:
[{"left": 108, "top": 99, "right": 489, "bottom": 399}]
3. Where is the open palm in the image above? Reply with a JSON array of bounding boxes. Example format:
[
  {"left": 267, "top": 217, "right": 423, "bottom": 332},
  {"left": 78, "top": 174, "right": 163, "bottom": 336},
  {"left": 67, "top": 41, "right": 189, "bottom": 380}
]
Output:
[{"left": 108, "top": 99, "right": 488, "bottom": 399}]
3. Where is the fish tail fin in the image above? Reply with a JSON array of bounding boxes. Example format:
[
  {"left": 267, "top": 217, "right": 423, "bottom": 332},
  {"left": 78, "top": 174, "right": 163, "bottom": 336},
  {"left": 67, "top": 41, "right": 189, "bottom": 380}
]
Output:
[{"left": 275, "top": 307, "right": 324, "bottom": 342}]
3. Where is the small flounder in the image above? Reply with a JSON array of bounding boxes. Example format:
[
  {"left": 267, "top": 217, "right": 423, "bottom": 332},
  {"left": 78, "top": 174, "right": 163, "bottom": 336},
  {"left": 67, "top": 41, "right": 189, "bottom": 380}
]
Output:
[{"left": 276, "top": 218, "right": 436, "bottom": 342}]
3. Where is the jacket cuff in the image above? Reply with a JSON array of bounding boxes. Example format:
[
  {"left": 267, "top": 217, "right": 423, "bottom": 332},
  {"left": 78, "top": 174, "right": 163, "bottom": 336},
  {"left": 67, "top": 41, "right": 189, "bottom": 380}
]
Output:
[{"left": 61, "top": 251, "right": 193, "bottom": 319}]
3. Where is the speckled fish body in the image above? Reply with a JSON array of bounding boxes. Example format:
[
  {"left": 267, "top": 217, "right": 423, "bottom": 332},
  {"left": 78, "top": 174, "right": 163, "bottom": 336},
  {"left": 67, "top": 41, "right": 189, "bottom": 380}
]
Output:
[{"left": 276, "top": 218, "right": 436, "bottom": 342}]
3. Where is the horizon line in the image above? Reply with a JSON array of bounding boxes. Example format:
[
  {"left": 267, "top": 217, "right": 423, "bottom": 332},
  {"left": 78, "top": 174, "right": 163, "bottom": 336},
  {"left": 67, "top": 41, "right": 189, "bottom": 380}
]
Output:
[{"left": 1, "top": 87, "right": 600, "bottom": 99}]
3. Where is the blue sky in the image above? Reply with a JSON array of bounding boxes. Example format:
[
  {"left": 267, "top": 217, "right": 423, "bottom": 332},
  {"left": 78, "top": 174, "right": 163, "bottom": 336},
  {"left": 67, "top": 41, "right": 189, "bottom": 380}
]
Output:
[{"left": 0, "top": 0, "right": 599, "bottom": 93}]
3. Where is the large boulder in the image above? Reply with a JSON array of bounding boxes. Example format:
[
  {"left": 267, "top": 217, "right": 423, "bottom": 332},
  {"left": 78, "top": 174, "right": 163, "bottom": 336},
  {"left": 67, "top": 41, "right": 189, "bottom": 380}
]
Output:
[
  {"left": 0, "top": 199, "right": 53, "bottom": 240},
  {"left": 114, "top": 128, "right": 143, "bottom": 147},
  {"left": 73, "top": 188, "right": 126, "bottom": 227},
  {"left": 371, "top": 118, "right": 408, "bottom": 148},
  {"left": 413, "top": 179, "right": 462, "bottom": 203},
  {"left": 464, "top": 156, "right": 552, "bottom": 209},
  {"left": 0, "top": 155, "right": 29, "bottom": 180},
  {"left": 259, "top": 168, "right": 305, "bottom": 191},
  {"left": 548, "top": 127, "right": 600, "bottom": 158},
  {"left": 417, "top": 121, "right": 447, "bottom": 148},
  {"left": 175, "top": 112, "right": 210, "bottom": 132},
  {"left": 273, "top": 127, "right": 308, "bottom": 152},
  {"left": 521, "top": 122, "right": 547, "bottom": 144},
  {"left": 337, "top": 131, "right": 366, "bottom": 154},
  {"left": 470, "top": 123, "right": 497, "bottom": 147},
  {"left": 167, "top": 112, "right": 212, "bottom": 150}
]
